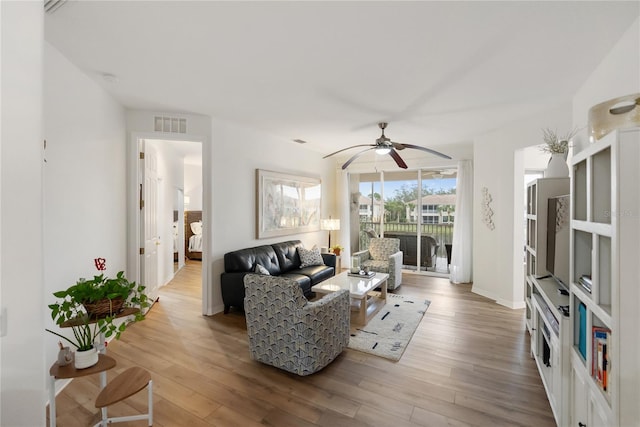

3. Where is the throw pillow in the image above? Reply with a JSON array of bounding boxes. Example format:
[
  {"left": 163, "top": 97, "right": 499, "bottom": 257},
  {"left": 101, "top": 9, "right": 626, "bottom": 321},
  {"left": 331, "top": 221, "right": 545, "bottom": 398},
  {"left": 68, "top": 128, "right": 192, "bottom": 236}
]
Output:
[
  {"left": 253, "top": 263, "right": 270, "bottom": 275},
  {"left": 298, "top": 247, "right": 324, "bottom": 268}
]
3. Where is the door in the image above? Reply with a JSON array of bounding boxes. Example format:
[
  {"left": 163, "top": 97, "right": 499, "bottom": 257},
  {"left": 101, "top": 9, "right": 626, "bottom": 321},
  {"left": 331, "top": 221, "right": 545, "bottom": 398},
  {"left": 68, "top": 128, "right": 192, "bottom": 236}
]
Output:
[{"left": 142, "top": 142, "right": 160, "bottom": 302}]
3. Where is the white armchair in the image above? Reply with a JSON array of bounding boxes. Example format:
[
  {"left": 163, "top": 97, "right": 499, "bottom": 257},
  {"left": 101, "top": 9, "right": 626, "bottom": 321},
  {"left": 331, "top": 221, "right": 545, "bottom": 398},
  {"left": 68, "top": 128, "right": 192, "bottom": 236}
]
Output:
[{"left": 352, "top": 237, "right": 403, "bottom": 290}]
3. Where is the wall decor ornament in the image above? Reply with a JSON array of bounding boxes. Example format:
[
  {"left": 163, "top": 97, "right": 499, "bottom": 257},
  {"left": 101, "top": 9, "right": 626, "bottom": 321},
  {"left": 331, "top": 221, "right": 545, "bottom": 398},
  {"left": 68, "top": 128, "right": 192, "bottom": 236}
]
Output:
[
  {"left": 256, "top": 169, "right": 321, "bottom": 239},
  {"left": 588, "top": 93, "right": 640, "bottom": 142},
  {"left": 481, "top": 187, "right": 495, "bottom": 230}
]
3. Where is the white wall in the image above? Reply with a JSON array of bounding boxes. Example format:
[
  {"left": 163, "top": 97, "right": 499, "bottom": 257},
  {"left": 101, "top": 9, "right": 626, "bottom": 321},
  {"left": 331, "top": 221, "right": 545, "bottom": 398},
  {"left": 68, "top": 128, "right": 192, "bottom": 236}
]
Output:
[
  {"left": 184, "top": 163, "right": 202, "bottom": 210},
  {"left": 472, "top": 105, "right": 572, "bottom": 307},
  {"left": 43, "top": 42, "right": 127, "bottom": 393},
  {"left": 209, "top": 120, "right": 337, "bottom": 313},
  {"left": 573, "top": 16, "right": 640, "bottom": 153},
  {"left": 0, "top": 2, "right": 46, "bottom": 425}
]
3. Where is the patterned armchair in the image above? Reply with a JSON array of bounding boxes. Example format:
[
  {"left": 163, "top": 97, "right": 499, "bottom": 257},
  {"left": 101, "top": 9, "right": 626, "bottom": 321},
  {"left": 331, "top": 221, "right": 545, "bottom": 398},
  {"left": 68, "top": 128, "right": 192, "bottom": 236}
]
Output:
[
  {"left": 243, "top": 274, "right": 350, "bottom": 376},
  {"left": 352, "top": 237, "right": 403, "bottom": 290}
]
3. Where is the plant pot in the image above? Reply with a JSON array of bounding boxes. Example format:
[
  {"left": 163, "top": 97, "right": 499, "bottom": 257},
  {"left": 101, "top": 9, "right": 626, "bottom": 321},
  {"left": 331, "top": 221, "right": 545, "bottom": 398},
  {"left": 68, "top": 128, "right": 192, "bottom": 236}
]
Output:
[
  {"left": 83, "top": 297, "right": 125, "bottom": 317},
  {"left": 74, "top": 347, "right": 98, "bottom": 369},
  {"left": 333, "top": 249, "right": 341, "bottom": 256},
  {"left": 544, "top": 153, "right": 569, "bottom": 178}
]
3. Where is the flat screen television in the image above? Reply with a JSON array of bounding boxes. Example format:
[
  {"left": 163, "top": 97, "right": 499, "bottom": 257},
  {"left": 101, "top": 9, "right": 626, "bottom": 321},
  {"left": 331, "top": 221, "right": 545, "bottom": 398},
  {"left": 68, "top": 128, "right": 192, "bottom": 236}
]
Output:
[{"left": 546, "top": 195, "right": 570, "bottom": 290}]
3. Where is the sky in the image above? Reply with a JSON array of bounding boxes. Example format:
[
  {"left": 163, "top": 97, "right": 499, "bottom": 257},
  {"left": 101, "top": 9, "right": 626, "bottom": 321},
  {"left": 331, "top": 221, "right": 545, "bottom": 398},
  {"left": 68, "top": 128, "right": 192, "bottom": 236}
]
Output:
[{"left": 359, "top": 177, "right": 456, "bottom": 201}]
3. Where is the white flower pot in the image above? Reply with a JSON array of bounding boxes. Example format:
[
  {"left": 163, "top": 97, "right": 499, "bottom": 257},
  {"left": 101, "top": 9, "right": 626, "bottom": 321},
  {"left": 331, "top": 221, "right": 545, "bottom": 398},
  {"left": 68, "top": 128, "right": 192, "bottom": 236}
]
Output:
[
  {"left": 544, "top": 153, "right": 569, "bottom": 178},
  {"left": 74, "top": 347, "right": 98, "bottom": 369}
]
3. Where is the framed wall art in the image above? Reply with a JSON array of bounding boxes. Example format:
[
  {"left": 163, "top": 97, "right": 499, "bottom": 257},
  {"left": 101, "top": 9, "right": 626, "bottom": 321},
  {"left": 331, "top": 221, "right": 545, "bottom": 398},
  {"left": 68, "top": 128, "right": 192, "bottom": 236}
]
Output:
[{"left": 256, "top": 169, "right": 321, "bottom": 239}]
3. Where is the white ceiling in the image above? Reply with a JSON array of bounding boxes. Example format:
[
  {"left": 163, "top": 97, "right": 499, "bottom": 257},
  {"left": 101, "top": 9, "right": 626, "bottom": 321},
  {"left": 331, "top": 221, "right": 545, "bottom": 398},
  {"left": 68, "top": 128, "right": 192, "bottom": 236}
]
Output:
[{"left": 44, "top": 1, "right": 639, "bottom": 159}]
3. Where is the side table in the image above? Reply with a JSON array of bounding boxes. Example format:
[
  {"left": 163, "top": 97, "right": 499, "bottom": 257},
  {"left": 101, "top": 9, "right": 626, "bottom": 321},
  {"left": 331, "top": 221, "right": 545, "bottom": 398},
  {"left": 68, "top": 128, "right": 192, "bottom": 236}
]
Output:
[{"left": 49, "top": 354, "right": 116, "bottom": 427}]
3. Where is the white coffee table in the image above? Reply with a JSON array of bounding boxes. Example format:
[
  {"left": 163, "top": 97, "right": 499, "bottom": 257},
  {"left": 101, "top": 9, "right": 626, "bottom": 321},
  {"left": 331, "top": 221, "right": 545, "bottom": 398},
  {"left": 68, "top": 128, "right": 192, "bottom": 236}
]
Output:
[{"left": 311, "top": 271, "right": 388, "bottom": 325}]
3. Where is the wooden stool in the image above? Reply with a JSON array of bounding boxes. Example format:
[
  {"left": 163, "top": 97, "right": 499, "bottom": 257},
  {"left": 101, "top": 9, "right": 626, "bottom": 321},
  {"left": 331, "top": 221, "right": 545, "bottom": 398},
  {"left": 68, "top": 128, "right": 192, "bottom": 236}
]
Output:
[{"left": 94, "top": 366, "right": 153, "bottom": 426}]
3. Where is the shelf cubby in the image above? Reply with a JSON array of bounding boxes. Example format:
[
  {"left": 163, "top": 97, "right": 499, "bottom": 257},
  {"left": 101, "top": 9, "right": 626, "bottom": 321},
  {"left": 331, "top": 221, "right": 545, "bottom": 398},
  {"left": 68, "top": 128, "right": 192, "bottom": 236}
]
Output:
[
  {"left": 573, "top": 159, "right": 588, "bottom": 221},
  {"left": 597, "top": 235, "right": 611, "bottom": 315},
  {"left": 591, "top": 147, "right": 611, "bottom": 224},
  {"left": 573, "top": 230, "right": 592, "bottom": 288}
]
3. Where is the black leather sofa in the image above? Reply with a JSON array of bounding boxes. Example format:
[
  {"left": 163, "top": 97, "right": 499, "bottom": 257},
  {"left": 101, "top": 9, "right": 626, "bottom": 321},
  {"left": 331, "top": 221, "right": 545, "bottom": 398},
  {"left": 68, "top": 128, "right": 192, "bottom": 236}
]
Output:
[{"left": 221, "top": 240, "right": 336, "bottom": 313}]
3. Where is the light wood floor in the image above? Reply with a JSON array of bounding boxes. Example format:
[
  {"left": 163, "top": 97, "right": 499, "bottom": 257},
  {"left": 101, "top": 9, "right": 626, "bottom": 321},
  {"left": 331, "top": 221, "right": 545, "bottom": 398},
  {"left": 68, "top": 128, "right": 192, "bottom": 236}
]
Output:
[{"left": 48, "top": 261, "right": 555, "bottom": 427}]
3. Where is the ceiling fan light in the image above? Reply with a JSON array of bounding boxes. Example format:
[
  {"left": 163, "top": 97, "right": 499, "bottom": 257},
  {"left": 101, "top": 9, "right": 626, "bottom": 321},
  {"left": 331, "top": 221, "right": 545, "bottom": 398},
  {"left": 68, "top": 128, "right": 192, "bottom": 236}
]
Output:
[{"left": 375, "top": 147, "right": 391, "bottom": 155}]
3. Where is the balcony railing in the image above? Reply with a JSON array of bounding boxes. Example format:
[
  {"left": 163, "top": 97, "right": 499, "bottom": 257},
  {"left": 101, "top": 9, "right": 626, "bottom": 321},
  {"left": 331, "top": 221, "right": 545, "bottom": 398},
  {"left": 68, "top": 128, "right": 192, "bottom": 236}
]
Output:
[
  {"left": 358, "top": 221, "right": 453, "bottom": 272},
  {"left": 359, "top": 221, "right": 453, "bottom": 244}
]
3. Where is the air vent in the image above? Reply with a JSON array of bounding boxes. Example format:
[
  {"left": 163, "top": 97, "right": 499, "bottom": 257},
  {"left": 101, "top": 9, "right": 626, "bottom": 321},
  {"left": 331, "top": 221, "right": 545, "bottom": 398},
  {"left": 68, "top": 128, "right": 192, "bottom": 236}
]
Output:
[
  {"left": 44, "top": 0, "right": 67, "bottom": 14},
  {"left": 154, "top": 116, "right": 187, "bottom": 134}
]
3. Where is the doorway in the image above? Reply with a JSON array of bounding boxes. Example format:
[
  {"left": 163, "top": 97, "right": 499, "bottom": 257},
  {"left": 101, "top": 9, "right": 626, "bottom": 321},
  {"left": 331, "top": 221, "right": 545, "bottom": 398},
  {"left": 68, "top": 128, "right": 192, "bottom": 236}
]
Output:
[{"left": 137, "top": 138, "right": 202, "bottom": 303}]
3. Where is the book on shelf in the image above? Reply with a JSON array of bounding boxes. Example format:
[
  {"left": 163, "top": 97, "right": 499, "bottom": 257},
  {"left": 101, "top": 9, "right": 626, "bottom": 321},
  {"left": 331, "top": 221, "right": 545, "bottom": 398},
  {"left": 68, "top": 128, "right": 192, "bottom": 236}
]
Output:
[
  {"left": 592, "top": 326, "right": 611, "bottom": 393},
  {"left": 578, "top": 302, "right": 587, "bottom": 359},
  {"left": 579, "top": 275, "right": 592, "bottom": 293}
]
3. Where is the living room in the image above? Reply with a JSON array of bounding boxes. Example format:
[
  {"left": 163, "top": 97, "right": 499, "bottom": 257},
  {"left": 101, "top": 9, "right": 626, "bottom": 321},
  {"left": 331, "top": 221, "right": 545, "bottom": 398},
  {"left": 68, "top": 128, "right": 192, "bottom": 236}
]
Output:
[{"left": 2, "top": 1, "right": 639, "bottom": 426}]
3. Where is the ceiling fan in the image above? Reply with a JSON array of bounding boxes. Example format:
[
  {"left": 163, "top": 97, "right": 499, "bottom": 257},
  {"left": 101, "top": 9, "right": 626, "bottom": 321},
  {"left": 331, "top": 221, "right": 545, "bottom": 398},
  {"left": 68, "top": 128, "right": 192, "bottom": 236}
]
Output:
[{"left": 323, "top": 122, "right": 452, "bottom": 170}]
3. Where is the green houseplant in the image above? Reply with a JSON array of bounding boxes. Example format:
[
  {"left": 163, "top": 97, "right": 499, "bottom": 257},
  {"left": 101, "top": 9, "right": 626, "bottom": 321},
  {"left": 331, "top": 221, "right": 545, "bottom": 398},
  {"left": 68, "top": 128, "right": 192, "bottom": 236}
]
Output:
[{"left": 46, "top": 258, "right": 149, "bottom": 367}]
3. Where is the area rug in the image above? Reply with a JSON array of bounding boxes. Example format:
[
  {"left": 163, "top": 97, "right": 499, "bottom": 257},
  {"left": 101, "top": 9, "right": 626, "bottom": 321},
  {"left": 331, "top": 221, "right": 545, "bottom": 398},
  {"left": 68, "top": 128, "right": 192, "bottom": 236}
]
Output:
[{"left": 348, "top": 293, "right": 430, "bottom": 361}]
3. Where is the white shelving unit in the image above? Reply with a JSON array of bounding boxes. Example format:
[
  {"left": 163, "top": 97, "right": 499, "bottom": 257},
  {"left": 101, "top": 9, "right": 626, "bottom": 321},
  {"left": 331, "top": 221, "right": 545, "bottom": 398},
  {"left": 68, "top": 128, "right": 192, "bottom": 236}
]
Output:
[
  {"left": 569, "top": 128, "right": 640, "bottom": 427},
  {"left": 524, "top": 177, "right": 570, "bottom": 426},
  {"left": 524, "top": 177, "right": 570, "bottom": 333}
]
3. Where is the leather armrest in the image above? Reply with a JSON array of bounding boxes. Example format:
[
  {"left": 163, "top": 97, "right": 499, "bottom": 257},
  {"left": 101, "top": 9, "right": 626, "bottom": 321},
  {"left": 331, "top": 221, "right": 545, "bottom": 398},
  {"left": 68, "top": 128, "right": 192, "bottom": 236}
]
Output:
[{"left": 321, "top": 253, "right": 336, "bottom": 269}]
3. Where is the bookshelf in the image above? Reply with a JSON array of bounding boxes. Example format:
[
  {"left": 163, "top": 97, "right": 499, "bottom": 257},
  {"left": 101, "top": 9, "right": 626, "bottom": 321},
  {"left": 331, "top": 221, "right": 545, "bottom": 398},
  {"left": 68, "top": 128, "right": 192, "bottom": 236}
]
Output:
[
  {"left": 569, "top": 128, "right": 640, "bottom": 427},
  {"left": 524, "top": 177, "right": 570, "bottom": 426}
]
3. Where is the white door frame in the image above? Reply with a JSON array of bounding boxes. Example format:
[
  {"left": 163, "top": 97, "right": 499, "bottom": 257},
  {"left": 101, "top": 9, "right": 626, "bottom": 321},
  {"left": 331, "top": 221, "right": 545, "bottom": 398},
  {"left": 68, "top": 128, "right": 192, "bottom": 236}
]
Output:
[{"left": 127, "top": 131, "right": 211, "bottom": 314}]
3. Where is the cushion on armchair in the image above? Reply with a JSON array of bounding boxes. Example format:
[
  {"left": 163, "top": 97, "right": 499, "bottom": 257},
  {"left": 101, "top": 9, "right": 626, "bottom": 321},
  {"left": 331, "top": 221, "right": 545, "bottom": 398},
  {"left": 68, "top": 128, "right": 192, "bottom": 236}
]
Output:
[{"left": 369, "top": 238, "right": 401, "bottom": 261}]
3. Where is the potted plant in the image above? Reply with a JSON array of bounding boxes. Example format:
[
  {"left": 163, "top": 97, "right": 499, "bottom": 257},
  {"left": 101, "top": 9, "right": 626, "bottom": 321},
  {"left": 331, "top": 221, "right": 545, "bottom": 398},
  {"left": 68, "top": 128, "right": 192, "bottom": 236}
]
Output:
[
  {"left": 46, "top": 258, "right": 149, "bottom": 369},
  {"left": 541, "top": 128, "right": 577, "bottom": 156},
  {"left": 330, "top": 245, "right": 343, "bottom": 256},
  {"left": 541, "top": 127, "right": 577, "bottom": 178}
]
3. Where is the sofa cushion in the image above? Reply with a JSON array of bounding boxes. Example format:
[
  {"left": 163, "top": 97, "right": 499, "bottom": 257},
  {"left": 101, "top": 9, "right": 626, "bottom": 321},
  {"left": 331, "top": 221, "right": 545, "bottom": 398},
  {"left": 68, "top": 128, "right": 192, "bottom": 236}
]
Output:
[
  {"left": 278, "top": 272, "right": 312, "bottom": 295},
  {"left": 298, "top": 247, "right": 324, "bottom": 268},
  {"left": 224, "top": 245, "right": 281, "bottom": 276},
  {"left": 298, "top": 265, "right": 334, "bottom": 284},
  {"left": 253, "top": 263, "right": 270, "bottom": 275},
  {"left": 271, "top": 240, "right": 303, "bottom": 272}
]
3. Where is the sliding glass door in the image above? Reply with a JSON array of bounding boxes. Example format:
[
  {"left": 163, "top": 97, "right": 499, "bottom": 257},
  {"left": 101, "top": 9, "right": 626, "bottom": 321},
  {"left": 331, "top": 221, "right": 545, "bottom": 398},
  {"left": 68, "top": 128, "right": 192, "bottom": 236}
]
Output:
[{"left": 356, "top": 169, "right": 457, "bottom": 275}]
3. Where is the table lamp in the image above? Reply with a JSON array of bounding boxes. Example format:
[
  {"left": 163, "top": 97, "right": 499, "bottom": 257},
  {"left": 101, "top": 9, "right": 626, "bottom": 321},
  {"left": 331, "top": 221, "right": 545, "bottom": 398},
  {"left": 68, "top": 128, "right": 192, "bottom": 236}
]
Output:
[{"left": 320, "top": 218, "right": 340, "bottom": 250}]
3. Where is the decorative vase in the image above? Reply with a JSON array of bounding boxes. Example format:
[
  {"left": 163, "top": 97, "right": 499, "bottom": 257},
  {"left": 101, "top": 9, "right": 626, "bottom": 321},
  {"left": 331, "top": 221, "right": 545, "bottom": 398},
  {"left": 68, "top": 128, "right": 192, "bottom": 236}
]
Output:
[
  {"left": 74, "top": 347, "right": 98, "bottom": 369},
  {"left": 544, "top": 153, "right": 569, "bottom": 178}
]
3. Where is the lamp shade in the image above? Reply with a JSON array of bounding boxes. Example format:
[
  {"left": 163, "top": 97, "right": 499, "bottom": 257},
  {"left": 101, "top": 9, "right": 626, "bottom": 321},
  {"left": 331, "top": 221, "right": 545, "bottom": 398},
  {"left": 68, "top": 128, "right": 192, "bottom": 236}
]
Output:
[{"left": 320, "top": 218, "right": 340, "bottom": 231}]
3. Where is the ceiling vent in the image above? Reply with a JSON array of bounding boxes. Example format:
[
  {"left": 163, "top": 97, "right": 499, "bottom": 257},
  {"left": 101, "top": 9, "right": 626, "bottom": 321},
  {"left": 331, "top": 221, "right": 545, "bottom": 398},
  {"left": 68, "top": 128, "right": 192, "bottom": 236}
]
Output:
[
  {"left": 44, "top": 0, "right": 67, "bottom": 14},
  {"left": 154, "top": 116, "right": 187, "bottom": 134}
]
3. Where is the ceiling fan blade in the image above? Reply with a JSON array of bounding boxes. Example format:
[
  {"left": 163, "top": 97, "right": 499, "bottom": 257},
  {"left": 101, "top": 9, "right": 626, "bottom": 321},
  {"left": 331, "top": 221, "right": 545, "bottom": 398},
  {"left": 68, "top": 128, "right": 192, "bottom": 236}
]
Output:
[
  {"left": 389, "top": 149, "right": 408, "bottom": 169},
  {"left": 392, "top": 142, "right": 406, "bottom": 151},
  {"left": 323, "top": 144, "right": 375, "bottom": 159},
  {"left": 395, "top": 143, "right": 452, "bottom": 160},
  {"left": 341, "top": 147, "right": 375, "bottom": 169}
]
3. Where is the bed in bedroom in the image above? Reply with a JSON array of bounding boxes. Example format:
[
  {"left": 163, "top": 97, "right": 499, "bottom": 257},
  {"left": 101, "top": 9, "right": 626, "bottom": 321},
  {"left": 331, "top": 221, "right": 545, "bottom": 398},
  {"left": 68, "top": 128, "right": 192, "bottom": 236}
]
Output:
[{"left": 185, "top": 210, "right": 203, "bottom": 260}]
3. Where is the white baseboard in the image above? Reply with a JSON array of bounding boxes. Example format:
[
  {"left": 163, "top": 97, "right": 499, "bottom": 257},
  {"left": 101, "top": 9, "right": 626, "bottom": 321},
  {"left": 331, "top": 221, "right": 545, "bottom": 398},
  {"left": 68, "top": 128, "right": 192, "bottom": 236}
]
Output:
[{"left": 472, "top": 286, "right": 524, "bottom": 309}]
